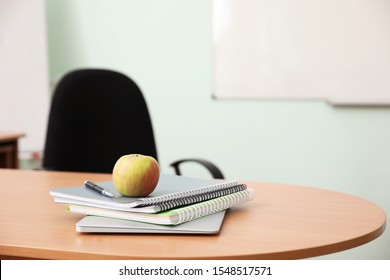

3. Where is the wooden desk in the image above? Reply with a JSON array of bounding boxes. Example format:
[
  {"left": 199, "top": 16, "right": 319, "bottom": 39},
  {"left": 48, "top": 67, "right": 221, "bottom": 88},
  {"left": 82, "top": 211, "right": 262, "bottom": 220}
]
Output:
[
  {"left": 0, "top": 169, "right": 386, "bottom": 260},
  {"left": 0, "top": 132, "right": 25, "bottom": 169}
]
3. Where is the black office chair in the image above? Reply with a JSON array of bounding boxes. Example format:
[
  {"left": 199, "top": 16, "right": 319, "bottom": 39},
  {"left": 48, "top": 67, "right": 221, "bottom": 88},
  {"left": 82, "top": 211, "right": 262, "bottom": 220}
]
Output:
[{"left": 42, "top": 69, "right": 224, "bottom": 179}]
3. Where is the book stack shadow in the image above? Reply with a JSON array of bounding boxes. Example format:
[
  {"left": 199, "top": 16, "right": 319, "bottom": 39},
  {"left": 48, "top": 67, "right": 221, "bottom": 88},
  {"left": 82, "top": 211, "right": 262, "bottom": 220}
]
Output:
[{"left": 50, "top": 174, "right": 255, "bottom": 234}]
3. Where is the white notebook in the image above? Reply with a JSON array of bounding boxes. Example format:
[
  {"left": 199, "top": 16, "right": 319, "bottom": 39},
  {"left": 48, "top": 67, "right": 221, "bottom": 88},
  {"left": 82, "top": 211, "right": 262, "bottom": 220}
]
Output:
[
  {"left": 68, "top": 188, "right": 255, "bottom": 225},
  {"left": 76, "top": 211, "right": 226, "bottom": 234}
]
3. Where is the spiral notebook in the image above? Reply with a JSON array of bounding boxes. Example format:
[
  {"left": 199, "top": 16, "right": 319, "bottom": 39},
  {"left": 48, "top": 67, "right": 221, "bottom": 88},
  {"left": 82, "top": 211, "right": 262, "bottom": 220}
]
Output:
[
  {"left": 50, "top": 173, "right": 246, "bottom": 213},
  {"left": 68, "top": 188, "right": 255, "bottom": 225}
]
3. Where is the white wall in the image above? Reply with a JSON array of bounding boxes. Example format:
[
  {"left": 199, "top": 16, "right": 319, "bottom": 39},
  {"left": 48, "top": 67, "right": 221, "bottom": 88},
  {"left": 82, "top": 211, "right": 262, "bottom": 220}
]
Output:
[
  {"left": 45, "top": 0, "right": 389, "bottom": 259},
  {"left": 0, "top": 0, "right": 50, "bottom": 155}
]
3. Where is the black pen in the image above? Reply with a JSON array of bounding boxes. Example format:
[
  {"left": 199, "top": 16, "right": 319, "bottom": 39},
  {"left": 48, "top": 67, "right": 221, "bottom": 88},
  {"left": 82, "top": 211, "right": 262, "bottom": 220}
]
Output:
[{"left": 84, "top": 180, "right": 114, "bottom": 198}]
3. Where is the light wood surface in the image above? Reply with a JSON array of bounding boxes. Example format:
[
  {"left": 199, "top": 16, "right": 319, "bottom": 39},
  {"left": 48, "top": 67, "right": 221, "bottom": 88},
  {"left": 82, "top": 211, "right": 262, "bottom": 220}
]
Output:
[
  {"left": 0, "top": 132, "right": 25, "bottom": 169},
  {"left": 0, "top": 169, "right": 386, "bottom": 260},
  {"left": 0, "top": 132, "right": 26, "bottom": 142}
]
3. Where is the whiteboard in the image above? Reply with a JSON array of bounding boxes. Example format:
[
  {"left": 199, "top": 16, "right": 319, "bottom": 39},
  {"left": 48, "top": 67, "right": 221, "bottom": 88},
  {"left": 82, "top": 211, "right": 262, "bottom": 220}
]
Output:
[
  {"left": 212, "top": 0, "right": 390, "bottom": 105},
  {"left": 0, "top": 0, "right": 50, "bottom": 154}
]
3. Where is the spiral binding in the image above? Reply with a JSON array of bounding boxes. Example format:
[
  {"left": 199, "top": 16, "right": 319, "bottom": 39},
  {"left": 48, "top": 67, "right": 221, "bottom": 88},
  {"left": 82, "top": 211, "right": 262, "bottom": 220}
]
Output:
[
  {"left": 170, "top": 188, "right": 255, "bottom": 225},
  {"left": 156, "top": 184, "right": 247, "bottom": 212},
  {"left": 137, "top": 180, "right": 240, "bottom": 206}
]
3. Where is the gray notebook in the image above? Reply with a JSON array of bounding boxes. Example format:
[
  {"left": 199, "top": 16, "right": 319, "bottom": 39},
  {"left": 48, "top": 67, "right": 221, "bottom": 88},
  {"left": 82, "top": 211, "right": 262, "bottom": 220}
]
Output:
[
  {"left": 50, "top": 173, "right": 242, "bottom": 213},
  {"left": 76, "top": 211, "right": 226, "bottom": 234}
]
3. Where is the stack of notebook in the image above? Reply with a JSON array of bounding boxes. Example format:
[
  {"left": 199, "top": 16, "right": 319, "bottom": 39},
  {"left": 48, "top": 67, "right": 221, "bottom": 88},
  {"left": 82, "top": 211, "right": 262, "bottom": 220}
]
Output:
[{"left": 49, "top": 174, "right": 255, "bottom": 234}]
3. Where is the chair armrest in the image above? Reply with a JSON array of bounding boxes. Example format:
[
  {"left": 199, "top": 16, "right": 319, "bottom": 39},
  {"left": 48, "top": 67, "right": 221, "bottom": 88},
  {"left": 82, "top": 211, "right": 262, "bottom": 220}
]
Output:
[{"left": 170, "top": 158, "right": 225, "bottom": 179}]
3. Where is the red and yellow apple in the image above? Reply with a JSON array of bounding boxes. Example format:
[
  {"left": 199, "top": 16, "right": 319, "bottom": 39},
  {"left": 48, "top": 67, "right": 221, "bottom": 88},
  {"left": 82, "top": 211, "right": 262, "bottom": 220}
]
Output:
[{"left": 112, "top": 154, "right": 160, "bottom": 197}]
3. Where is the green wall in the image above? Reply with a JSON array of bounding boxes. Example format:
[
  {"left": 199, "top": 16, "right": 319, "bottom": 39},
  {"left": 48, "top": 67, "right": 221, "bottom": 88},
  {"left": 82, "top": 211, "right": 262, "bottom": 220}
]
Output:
[{"left": 45, "top": 0, "right": 389, "bottom": 259}]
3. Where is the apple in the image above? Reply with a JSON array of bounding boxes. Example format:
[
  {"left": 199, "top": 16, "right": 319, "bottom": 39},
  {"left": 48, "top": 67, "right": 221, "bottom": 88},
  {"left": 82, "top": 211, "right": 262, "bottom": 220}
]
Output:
[{"left": 112, "top": 154, "right": 160, "bottom": 197}]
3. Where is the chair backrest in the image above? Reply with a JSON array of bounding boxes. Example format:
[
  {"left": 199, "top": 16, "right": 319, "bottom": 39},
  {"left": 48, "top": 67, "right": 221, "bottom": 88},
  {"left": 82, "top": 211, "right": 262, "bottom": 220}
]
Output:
[{"left": 42, "top": 69, "right": 158, "bottom": 173}]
